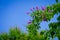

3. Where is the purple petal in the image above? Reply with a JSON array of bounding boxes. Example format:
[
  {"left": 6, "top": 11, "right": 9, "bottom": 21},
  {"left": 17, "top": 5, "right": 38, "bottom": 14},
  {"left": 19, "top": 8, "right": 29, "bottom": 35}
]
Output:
[
  {"left": 41, "top": 6, "right": 46, "bottom": 10},
  {"left": 28, "top": 21, "right": 31, "bottom": 24},
  {"left": 30, "top": 8, "right": 33, "bottom": 11},
  {"left": 36, "top": 6, "right": 39, "bottom": 10},
  {"left": 28, "top": 20, "right": 32, "bottom": 24},
  {"left": 26, "top": 12, "right": 30, "bottom": 14}
]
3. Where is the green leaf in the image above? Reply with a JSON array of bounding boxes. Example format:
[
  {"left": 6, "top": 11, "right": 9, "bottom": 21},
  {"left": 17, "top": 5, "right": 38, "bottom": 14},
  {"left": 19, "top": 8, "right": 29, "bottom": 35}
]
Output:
[
  {"left": 56, "top": 0, "right": 58, "bottom": 3},
  {"left": 57, "top": 16, "right": 60, "bottom": 21}
]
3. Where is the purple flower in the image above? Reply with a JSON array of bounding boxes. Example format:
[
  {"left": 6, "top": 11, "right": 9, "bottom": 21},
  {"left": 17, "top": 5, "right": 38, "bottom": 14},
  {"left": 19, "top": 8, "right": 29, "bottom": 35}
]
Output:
[
  {"left": 28, "top": 20, "right": 32, "bottom": 24},
  {"left": 26, "top": 12, "right": 30, "bottom": 15},
  {"left": 30, "top": 8, "right": 33, "bottom": 11},
  {"left": 43, "top": 17, "right": 47, "bottom": 21},
  {"left": 41, "top": 6, "right": 46, "bottom": 10},
  {"left": 36, "top": 6, "right": 39, "bottom": 10}
]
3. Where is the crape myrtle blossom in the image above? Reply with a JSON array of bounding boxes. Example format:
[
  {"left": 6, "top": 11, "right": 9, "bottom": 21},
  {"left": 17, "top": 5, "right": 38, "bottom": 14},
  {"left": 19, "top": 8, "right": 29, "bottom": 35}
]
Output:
[
  {"left": 41, "top": 6, "right": 46, "bottom": 10},
  {"left": 28, "top": 20, "right": 32, "bottom": 24},
  {"left": 36, "top": 6, "right": 40, "bottom": 10},
  {"left": 30, "top": 8, "right": 34, "bottom": 12},
  {"left": 26, "top": 12, "right": 30, "bottom": 15},
  {"left": 30, "top": 6, "right": 40, "bottom": 12}
]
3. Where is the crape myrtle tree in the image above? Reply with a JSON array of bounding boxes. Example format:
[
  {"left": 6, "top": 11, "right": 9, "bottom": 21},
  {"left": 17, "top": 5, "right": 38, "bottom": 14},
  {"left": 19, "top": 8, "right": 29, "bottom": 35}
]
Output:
[
  {"left": 26, "top": 0, "right": 60, "bottom": 40},
  {"left": 0, "top": 0, "right": 60, "bottom": 40}
]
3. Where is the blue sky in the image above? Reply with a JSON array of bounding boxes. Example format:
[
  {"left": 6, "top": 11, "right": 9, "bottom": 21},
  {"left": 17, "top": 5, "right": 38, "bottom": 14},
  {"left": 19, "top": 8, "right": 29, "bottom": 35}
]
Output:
[
  {"left": 0, "top": 0, "right": 59, "bottom": 34},
  {"left": 0, "top": 0, "right": 58, "bottom": 32}
]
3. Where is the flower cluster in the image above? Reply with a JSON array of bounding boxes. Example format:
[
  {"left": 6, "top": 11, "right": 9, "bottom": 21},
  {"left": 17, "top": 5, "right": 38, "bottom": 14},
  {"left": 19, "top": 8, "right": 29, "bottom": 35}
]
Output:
[{"left": 26, "top": 6, "right": 46, "bottom": 14}]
